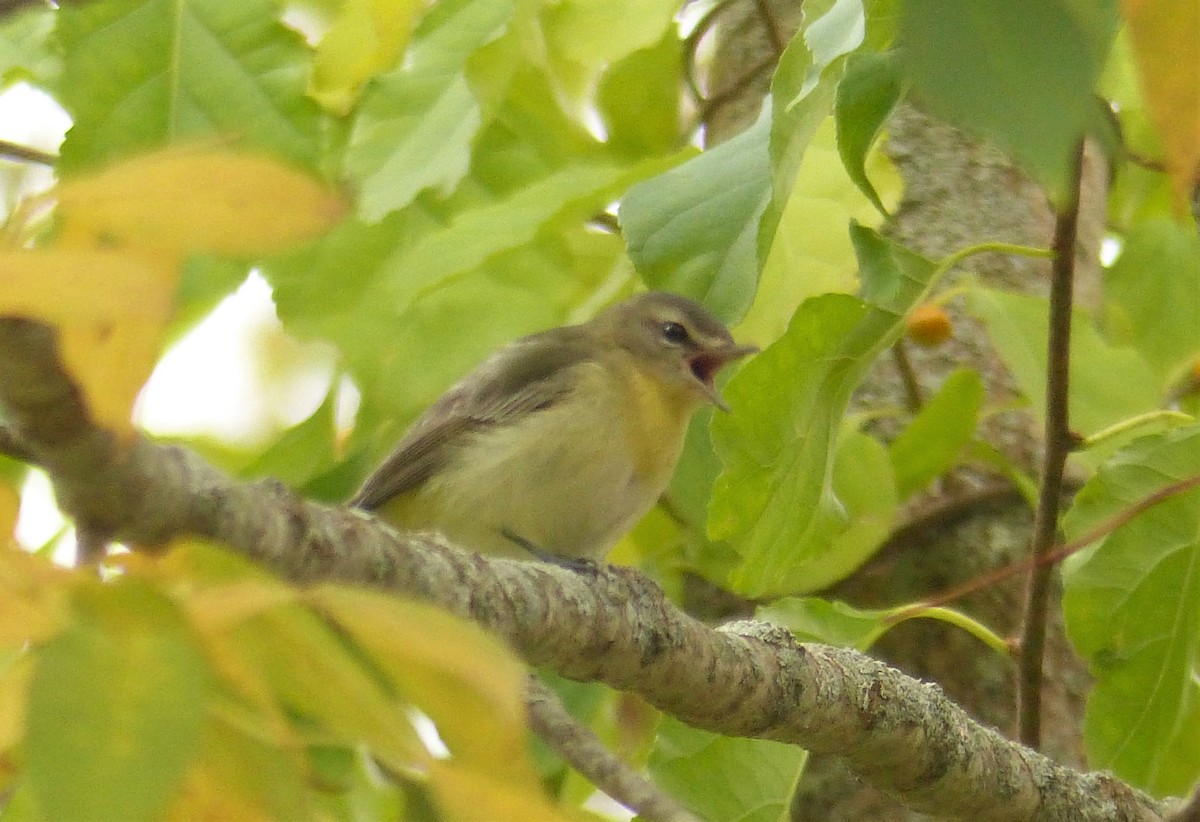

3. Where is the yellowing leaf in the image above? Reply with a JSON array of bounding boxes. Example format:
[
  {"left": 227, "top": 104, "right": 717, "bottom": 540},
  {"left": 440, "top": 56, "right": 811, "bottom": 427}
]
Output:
[
  {"left": 167, "top": 716, "right": 313, "bottom": 822},
  {"left": 0, "top": 248, "right": 174, "bottom": 434},
  {"left": 0, "top": 547, "right": 72, "bottom": 648},
  {"left": 0, "top": 654, "right": 34, "bottom": 757},
  {"left": 233, "top": 605, "right": 427, "bottom": 771},
  {"left": 183, "top": 581, "right": 298, "bottom": 635},
  {"left": 56, "top": 147, "right": 346, "bottom": 258},
  {"left": 309, "top": 586, "right": 535, "bottom": 785},
  {"left": 0, "top": 482, "right": 17, "bottom": 549},
  {"left": 1123, "top": 0, "right": 1200, "bottom": 214},
  {"left": 311, "top": 0, "right": 425, "bottom": 115},
  {"left": 430, "top": 761, "right": 572, "bottom": 822},
  {"left": 166, "top": 758, "right": 276, "bottom": 822}
]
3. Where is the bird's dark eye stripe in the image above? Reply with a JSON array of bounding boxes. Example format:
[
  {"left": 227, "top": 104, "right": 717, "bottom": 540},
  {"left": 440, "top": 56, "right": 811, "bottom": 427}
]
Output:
[{"left": 661, "top": 321, "right": 689, "bottom": 343}]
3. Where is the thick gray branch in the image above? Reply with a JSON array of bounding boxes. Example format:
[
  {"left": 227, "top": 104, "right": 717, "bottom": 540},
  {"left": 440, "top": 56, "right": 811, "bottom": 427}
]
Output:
[{"left": 0, "top": 318, "right": 1167, "bottom": 821}]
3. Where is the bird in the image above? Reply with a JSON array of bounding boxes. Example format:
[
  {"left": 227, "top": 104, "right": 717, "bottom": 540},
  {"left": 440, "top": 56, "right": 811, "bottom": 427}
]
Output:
[{"left": 349, "top": 291, "right": 757, "bottom": 563}]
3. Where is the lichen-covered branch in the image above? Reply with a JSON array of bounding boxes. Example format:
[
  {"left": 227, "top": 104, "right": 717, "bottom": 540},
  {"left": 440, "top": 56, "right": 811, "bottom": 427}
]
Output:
[{"left": 0, "top": 318, "right": 1166, "bottom": 821}]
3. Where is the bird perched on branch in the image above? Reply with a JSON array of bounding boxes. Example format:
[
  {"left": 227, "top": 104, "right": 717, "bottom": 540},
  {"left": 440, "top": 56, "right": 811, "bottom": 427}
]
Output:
[{"left": 350, "top": 291, "right": 757, "bottom": 563}]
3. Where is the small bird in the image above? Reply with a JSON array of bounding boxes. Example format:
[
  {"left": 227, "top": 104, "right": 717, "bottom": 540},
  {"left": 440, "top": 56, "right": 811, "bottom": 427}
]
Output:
[{"left": 350, "top": 291, "right": 757, "bottom": 563}]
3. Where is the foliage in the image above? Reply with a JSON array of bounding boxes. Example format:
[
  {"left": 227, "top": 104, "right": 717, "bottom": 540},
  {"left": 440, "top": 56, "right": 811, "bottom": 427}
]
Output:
[{"left": 1, "top": 0, "right": 1199, "bottom": 817}]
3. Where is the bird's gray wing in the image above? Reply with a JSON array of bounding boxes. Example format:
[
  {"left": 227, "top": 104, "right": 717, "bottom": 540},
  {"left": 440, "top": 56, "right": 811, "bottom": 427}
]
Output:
[{"left": 349, "top": 329, "right": 593, "bottom": 510}]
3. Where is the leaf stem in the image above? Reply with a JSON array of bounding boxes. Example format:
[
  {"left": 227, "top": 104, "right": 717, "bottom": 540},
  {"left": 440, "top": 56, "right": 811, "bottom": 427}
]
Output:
[
  {"left": 886, "top": 605, "right": 1011, "bottom": 656},
  {"left": 0, "top": 138, "right": 56, "bottom": 166},
  {"left": 1081, "top": 410, "right": 1194, "bottom": 450},
  {"left": 933, "top": 241, "right": 1054, "bottom": 283},
  {"left": 1016, "top": 142, "right": 1085, "bottom": 749},
  {"left": 890, "top": 339, "right": 924, "bottom": 412}
]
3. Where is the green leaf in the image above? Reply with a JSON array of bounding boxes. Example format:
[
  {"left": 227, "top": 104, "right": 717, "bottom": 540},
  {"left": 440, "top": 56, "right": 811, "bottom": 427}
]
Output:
[
  {"left": 739, "top": 117, "right": 900, "bottom": 343},
  {"left": 1062, "top": 426, "right": 1200, "bottom": 796},
  {"left": 889, "top": 368, "right": 984, "bottom": 498},
  {"left": 26, "top": 579, "right": 212, "bottom": 822},
  {"left": 0, "top": 6, "right": 58, "bottom": 88},
  {"left": 1104, "top": 218, "right": 1200, "bottom": 384},
  {"left": 55, "top": 0, "right": 323, "bottom": 172},
  {"left": 540, "top": 0, "right": 678, "bottom": 102},
  {"left": 596, "top": 29, "right": 682, "bottom": 158},
  {"left": 710, "top": 226, "right": 936, "bottom": 597},
  {"left": 824, "top": 427, "right": 899, "bottom": 584},
  {"left": 834, "top": 50, "right": 903, "bottom": 216},
  {"left": 240, "top": 386, "right": 337, "bottom": 488},
  {"left": 897, "top": 0, "right": 1117, "bottom": 201},
  {"left": 345, "top": 0, "right": 514, "bottom": 221},
  {"left": 967, "top": 287, "right": 1161, "bottom": 445},
  {"left": 759, "top": 597, "right": 890, "bottom": 650},
  {"left": 620, "top": 108, "right": 768, "bottom": 324},
  {"left": 648, "top": 716, "right": 806, "bottom": 822},
  {"left": 756, "top": 0, "right": 861, "bottom": 298}
]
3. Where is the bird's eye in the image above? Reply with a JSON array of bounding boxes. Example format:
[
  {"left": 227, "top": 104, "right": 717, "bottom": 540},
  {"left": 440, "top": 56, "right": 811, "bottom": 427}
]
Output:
[{"left": 661, "top": 321, "right": 689, "bottom": 344}]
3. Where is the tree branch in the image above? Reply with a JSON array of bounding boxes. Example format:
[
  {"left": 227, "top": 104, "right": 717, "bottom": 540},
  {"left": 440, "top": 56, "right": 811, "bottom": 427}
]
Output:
[
  {"left": 525, "top": 678, "right": 700, "bottom": 822},
  {"left": 0, "top": 317, "right": 1167, "bottom": 821},
  {"left": 1017, "top": 143, "right": 1085, "bottom": 749},
  {"left": 0, "top": 138, "right": 57, "bottom": 167}
]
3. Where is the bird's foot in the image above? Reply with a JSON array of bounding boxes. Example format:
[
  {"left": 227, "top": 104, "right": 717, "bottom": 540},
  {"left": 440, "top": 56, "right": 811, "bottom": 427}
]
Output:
[{"left": 500, "top": 528, "right": 601, "bottom": 575}]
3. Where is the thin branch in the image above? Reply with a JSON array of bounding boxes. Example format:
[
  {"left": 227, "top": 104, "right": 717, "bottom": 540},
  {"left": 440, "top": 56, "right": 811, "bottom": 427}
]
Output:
[
  {"left": 0, "top": 317, "right": 1168, "bottom": 820},
  {"left": 890, "top": 472, "right": 1200, "bottom": 621},
  {"left": 0, "top": 139, "right": 57, "bottom": 167},
  {"left": 1170, "top": 782, "right": 1200, "bottom": 822},
  {"left": 1017, "top": 143, "right": 1086, "bottom": 749},
  {"left": 0, "top": 424, "right": 37, "bottom": 463},
  {"left": 525, "top": 678, "right": 700, "bottom": 822},
  {"left": 0, "top": 0, "right": 48, "bottom": 20},
  {"left": 691, "top": 55, "right": 778, "bottom": 132},
  {"left": 890, "top": 339, "right": 924, "bottom": 412},
  {"left": 681, "top": 0, "right": 733, "bottom": 104},
  {"left": 752, "top": 0, "right": 787, "bottom": 57}
]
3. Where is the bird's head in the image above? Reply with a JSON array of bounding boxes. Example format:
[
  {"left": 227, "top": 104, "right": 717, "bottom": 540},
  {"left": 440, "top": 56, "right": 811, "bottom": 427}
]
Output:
[{"left": 596, "top": 292, "right": 758, "bottom": 411}]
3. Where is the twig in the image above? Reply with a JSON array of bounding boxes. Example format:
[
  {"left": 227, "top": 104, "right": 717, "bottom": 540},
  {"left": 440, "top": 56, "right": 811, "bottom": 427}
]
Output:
[
  {"left": 0, "top": 138, "right": 57, "bottom": 167},
  {"left": 752, "top": 0, "right": 787, "bottom": 57},
  {"left": 0, "top": 424, "right": 37, "bottom": 463},
  {"left": 691, "top": 55, "right": 778, "bottom": 132},
  {"left": 681, "top": 0, "right": 733, "bottom": 104},
  {"left": 890, "top": 339, "right": 924, "bottom": 412},
  {"left": 890, "top": 472, "right": 1200, "bottom": 621},
  {"left": 1170, "top": 781, "right": 1200, "bottom": 822},
  {"left": 525, "top": 678, "right": 701, "bottom": 822},
  {"left": 1017, "top": 142, "right": 1086, "bottom": 749}
]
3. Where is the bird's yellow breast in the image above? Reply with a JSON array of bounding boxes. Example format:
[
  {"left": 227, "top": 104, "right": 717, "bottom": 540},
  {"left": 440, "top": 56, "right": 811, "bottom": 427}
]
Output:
[{"left": 612, "top": 355, "right": 700, "bottom": 487}]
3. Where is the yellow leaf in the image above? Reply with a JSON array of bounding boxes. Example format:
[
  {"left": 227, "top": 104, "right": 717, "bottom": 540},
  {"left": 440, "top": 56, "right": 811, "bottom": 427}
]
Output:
[
  {"left": 0, "top": 547, "right": 72, "bottom": 648},
  {"left": 56, "top": 147, "right": 346, "bottom": 258},
  {"left": 0, "top": 654, "right": 34, "bottom": 756},
  {"left": 184, "top": 581, "right": 298, "bottom": 634},
  {"left": 1123, "top": 0, "right": 1200, "bottom": 214},
  {"left": 310, "top": 0, "right": 424, "bottom": 114},
  {"left": 0, "top": 481, "right": 17, "bottom": 549},
  {"left": 233, "top": 605, "right": 428, "bottom": 771},
  {"left": 431, "top": 761, "right": 575, "bottom": 822},
  {"left": 309, "top": 586, "right": 537, "bottom": 786},
  {"left": 167, "top": 757, "right": 277, "bottom": 822},
  {"left": 0, "top": 248, "right": 174, "bottom": 434}
]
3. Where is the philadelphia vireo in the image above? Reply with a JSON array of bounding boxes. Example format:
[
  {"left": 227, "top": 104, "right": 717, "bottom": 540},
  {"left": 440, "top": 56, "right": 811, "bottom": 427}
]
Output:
[{"left": 350, "top": 292, "right": 756, "bottom": 562}]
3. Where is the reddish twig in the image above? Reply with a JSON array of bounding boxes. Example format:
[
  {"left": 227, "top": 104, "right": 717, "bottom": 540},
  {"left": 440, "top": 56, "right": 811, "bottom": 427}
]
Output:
[
  {"left": 889, "top": 472, "right": 1200, "bottom": 622},
  {"left": 1016, "top": 142, "right": 1086, "bottom": 749}
]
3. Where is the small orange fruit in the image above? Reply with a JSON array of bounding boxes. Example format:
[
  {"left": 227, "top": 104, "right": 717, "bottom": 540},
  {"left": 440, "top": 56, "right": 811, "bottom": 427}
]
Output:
[{"left": 906, "top": 304, "right": 953, "bottom": 347}]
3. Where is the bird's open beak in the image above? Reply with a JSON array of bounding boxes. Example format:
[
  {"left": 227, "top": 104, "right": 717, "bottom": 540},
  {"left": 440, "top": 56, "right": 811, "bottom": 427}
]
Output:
[{"left": 689, "top": 343, "right": 758, "bottom": 412}]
